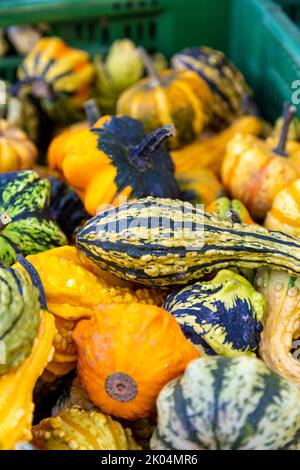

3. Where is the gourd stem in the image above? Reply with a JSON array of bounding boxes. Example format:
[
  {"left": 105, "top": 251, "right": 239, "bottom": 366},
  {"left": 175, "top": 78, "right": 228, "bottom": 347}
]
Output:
[
  {"left": 137, "top": 47, "right": 161, "bottom": 87},
  {"left": 0, "top": 210, "right": 12, "bottom": 230},
  {"left": 273, "top": 103, "right": 297, "bottom": 157},
  {"left": 105, "top": 372, "right": 138, "bottom": 402},
  {"left": 130, "top": 124, "right": 174, "bottom": 170},
  {"left": 16, "top": 254, "right": 47, "bottom": 310},
  {"left": 84, "top": 99, "right": 101, "bottom": 126}
]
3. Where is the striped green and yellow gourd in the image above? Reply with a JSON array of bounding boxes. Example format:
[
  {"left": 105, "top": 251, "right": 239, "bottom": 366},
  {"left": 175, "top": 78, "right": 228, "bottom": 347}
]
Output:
[
  {"left": 151, "top": 355, "right": 300, "bottom": 450},
  {"left": 77, "top": 197, "right": 300, "bottom": 287}
]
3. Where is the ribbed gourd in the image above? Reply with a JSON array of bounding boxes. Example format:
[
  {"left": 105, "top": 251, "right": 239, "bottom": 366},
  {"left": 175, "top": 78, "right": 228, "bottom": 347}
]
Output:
[
  {"left": 73, "top": 303, "right": 199, "bottom": 420},
  {"left": 117, "top": 48, "right": 212, "bottom": 149},
  {"left": 151, "top": 356, "right": 300, "bottom": 450},
  {"left": 0, "top": 266, "right": 41, "bottom": 375},
  {"left": 171, "top": 115, "right": 262, "bottom": 175},
  {"left": 221, "top": 104, "right": 300, "bottom": 220},
  {"left": 255, "top": 269, "right": 300, "bottom": 387},
  {"left": 172, "top": 46, "right": 254, "bottom": 127},
  {"left": 77, "top": 196, "right": 300, "bottom": 287},
  {"left": 0, "top": 170, "right": 67, "bottom": 265},
  {"left": 62, "top": 114, "right": 180, "bottom": 215},
  {"left": 0, "top": 310, "right": 56, "bottom": 449},
  {"left": 32, "top": 407, "right": 140, "bottom": 450},
  {"left": 0, "top": 119, "right": 38, "bottom": 172},
  {"left": 265, "top": 178, "right": 300, "bottom": 237},
  {"left": 164, "top": 269, "right": 265, "bottom": 356},
  {"left": 15, "top": 37, "right": 94, "bottom": 124}
]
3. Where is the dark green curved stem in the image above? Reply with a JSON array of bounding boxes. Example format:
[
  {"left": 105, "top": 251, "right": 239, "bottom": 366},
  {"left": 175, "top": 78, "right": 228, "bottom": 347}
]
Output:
[
  {"left": 16, "top": 254, "right": 47, "bottom": 310},
  {"left": 273, "top": 102, "right": 297, "bottom": 157},
  {"left": 130, "top": 124, "right": 174, "bottom": 170},
  {"left": 137, "top": 47, "right": 162, "bottom": 87},
  {"left": 84, "top": 99, "right": 101, "bottom": 126}
]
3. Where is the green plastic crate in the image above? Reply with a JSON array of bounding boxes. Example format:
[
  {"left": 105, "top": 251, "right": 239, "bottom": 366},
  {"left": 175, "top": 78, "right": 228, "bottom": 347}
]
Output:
[{"left": 0, "top": 0, "right": 299, "bottom": 121}]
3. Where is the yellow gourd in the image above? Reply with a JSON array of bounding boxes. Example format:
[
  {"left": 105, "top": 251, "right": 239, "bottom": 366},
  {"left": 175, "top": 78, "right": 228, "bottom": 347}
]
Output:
[{"left": 0, "top": 310, "right": 55, "bottom": 449}]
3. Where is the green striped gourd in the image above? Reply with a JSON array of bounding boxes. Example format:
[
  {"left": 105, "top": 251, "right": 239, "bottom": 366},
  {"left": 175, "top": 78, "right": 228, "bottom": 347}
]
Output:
[
  {"left": 164, "top": 269, "right": 265, "bottom": 356},
  {"left": 0, "top": 170, "right": 67, "bottom": 265},
  {"left": 0, "top": 266, "right": 41, "bottom": 375},
  {"left": 151, "top": 356, "right": 300, "bottom": 450},
  {"left": 77, "top": 197, "right": 300, "bottom": 287}
]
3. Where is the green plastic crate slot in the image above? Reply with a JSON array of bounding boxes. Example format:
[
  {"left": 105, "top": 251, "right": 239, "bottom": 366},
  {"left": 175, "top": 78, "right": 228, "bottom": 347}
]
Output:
[
  {"left": 273, "top": 0, "right": 300, "bottom": 26},
  {"left": 0, "top": 0, "right": 299, "bottom": 121}
]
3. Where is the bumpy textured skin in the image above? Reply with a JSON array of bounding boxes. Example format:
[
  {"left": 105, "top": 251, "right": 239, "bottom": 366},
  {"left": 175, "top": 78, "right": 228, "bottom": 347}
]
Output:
[
  {"left": 255, "top": 269, "right": 300, "bottom": 387},
  {"left": 171, "top": 115, "right": 262, "bottom": 175},
  {"left": 48, "top": 177, "right": 88, "bottom": 240},
  {"left": 32, "top": 406, "right": 140, "bottom": 450},
  {"left": 14, "top": 246, "right": 166, "bottom": 321},
  {"left": 0, "top": 170, "right": 67, "bottom": 265},
  {"left": 0, "top": 267, "right": 40, "bottom": 374},
  {"left": 0, "top": 310, "right": 55, "bottom": 450},
  {"left": 73, "top": 303, "right": 199, "bottom": 420},
  {"left": 17, "top": 37, "right": 94, "bottom": 123},
  {"left": 62, "top": 115, "right": 180, "bottom": 215},
  {"left": 0, "top": 119, "right": 37, "bottom": 172},
  {"left": 265, "top": 178, "right": 300, "bottom": 237},
  {"left": 177, "top": 168, "right": 224, "bottom": 206},
  {"left": 77, "top": 196, "right": 300, "bottom": 287},
  {"left": 206, "top": 197, "right": 256, "bottom": 225},
  {"left": 172, "top": 46, "right": 254, "bottom": 127},
  {"left": 14, "top": 246, "right": 166, "bottom": 381},
  {"left": 206, "top": 196, "right": 256, "bottom": 282},
  {"left": 151, "top": 356, "right": 300, "bottom": 450},
  {"left": 221, "top": 134, "right": 300, "bottom": 220},
  {"left": 164, "top": 269, "right": 265, "bottom": 356},
  {"left": 117, "top": 70, "right": 212, "bottom": 150}
]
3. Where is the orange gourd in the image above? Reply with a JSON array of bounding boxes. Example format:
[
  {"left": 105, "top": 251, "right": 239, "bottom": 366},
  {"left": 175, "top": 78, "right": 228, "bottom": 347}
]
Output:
[
  {"left": 0, "top": 119, "right": 38, "bottom": 171},
  {"left": 117, "top": 48, "right": 212, "bottom": 150},
  {"left": 171, "top": 115, "right": 262, "bottom": 175},
  {"left": 265, "top": 179, "right": 300, "bottom": 236},
  {"left": 47, "top": 120, "right": 87, "bottom": 173},
  {"left": 61, "top": 114, "right": 179, "bottom": 215},
  {"left": 73, "top": 303, "right": 200, "bottom": 420},
  {"left": 222, "top": 104, "right": 300, "bottom": 220}
]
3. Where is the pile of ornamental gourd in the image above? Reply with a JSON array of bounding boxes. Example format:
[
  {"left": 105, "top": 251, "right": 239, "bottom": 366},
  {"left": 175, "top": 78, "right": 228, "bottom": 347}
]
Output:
[{"left": 1, "top": 37, "right": 300, "bottom": 451}]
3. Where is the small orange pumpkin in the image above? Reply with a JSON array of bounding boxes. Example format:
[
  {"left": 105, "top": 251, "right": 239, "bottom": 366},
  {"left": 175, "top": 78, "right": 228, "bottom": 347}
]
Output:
[
  {"left": 117, "top": 48, "right": 212, "bottom": 150},
  {"left": 221, "top": 104, "right": 300, "bottom": 221},
  {"left": 73, "top": 303, "right": 200, "bottom": 420},
  {"left": 0, "top": 119, "right": 38, "bottom": 171}
]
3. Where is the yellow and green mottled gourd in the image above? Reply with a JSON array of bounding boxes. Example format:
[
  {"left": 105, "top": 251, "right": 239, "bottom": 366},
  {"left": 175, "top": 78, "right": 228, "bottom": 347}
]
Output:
[
  {"left": 77, "top": 196, "right": 300, "bottom": 287},
  {"left": 32, "top": 406, "right": 141, "bottom": 450},
  {"left": 164, "top": 269, "right": 265, "bottom": 356},
  {"left": 151, "top": 356, "right": 300, "bottom": 450}
]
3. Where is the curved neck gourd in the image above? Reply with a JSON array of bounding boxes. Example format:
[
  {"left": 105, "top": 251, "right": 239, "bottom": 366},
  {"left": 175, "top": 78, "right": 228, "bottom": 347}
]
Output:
[{"left": 77, "top": 197, "right": 300, "bottom": 286}]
